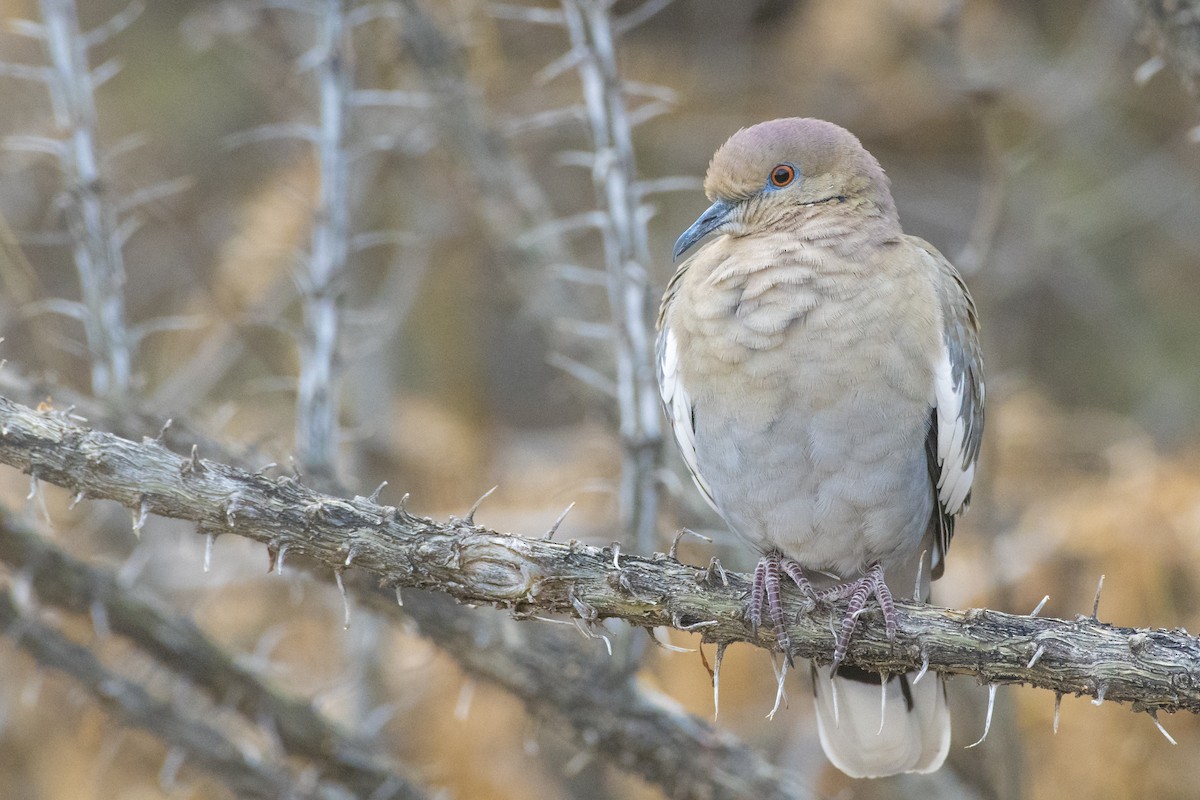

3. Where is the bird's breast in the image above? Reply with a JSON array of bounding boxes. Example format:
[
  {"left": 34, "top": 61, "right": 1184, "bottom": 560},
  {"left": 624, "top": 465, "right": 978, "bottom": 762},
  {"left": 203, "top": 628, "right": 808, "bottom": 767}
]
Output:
[{"left": 663, "top": 240, "right": 939, "bottom": 571}]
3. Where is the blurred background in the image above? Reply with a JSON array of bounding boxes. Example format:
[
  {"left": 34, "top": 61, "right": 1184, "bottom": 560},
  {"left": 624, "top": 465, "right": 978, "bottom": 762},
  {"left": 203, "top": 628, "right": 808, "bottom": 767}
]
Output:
[{"left": 1, "top": 0, "right": 1200, "bottom": 798}]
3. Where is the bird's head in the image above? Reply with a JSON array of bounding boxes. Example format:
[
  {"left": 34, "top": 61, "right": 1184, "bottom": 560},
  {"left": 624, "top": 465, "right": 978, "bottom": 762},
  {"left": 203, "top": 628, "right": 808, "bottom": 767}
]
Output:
[{"left": 673, "top": 118, "right": 898, "bottom": 260}]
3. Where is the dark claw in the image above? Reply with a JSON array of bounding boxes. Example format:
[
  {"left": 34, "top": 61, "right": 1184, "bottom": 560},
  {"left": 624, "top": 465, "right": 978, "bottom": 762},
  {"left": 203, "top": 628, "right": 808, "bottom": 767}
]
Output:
[
  {"left": 763, "top": 556, "right": 792, "bottom": 664},
  {"left": 748, "top": 550, "right": 818, "bottom": 666},
  {"left": 828, "top": 562, "right": 896, "bottom": 676},
  {"left": 749, "top": 558, "right": 767, "bottom": 634}
]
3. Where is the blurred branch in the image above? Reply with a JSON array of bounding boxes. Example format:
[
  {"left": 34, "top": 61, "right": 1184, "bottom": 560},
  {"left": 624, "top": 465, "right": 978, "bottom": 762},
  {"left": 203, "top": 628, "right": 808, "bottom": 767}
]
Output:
[
  {"left": 0, "top": 590, "right": 336, "bottom": 800},
  {"left": 295, "top": 0, "right": 353, "bottom": 483},
  {"left": 561, "top": 0, "right": 663, "bottom": 554},
  {"left": 390, "top": 0, "right": 572, "bottom": 274},
  {"left": 37, "top": 0, "right": 134, "bottom": 400},
  {"left": 1128, "top": 0, "right": 1200, "bottom": 99},
  {"left": 384, "top": 591, "right": 805, "bottom": 800},
  {"left": 0, "top": 510, "right": 429, "bottom": 800},
  {"left": 2, "top": 394, "right": 1199, "bottom": 724}
]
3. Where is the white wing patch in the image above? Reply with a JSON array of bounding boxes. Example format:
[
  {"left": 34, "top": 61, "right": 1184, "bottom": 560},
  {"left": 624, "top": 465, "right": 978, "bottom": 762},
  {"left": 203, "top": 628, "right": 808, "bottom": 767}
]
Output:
[
  {"left": 933, "top": 342, "right": 975, "bottom": 515},
  {"left": 658, "top": 326, "right": 718, "bottom": 512}
]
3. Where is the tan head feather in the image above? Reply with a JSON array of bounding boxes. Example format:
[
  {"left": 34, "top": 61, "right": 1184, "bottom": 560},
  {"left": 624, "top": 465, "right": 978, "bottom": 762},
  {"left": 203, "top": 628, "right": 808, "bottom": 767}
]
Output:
[{"left": 702, "top": 118, "right": 897, "bottom": 227}]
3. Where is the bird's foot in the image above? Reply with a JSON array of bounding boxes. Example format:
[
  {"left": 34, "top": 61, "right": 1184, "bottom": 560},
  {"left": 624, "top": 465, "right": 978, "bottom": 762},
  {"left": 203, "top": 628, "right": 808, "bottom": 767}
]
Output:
[
  {"left": 822, "top": 562, "right": 897, "bottom": 675},
  {"left": 748, "top": 550, "right": 819, "bottom": 665}
]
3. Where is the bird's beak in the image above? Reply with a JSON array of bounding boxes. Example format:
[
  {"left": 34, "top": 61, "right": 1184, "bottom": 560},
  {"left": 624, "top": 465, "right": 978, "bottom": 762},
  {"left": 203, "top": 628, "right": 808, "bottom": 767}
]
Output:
[{"left": 673, "top": 199, "right": 735, "bottom": 261}]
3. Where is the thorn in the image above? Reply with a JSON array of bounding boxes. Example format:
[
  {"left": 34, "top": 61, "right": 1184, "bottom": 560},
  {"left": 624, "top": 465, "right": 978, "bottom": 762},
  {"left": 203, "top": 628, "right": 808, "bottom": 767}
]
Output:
[
  {"left": 966, "top": 684, "right": 997, "bottom": 748},
  {"left": 713, "top": 642, "right": 726, "bottom": 720},
  {"left": 455, "top": 679, "right": 476, "bottom": 721},
  {"left": 1053, "top": 692, "right": 1062, "bottom": 734},
  {"left": 254, "top": 462, "right": 277, "bottom": 477},
  {"left": 913, "top": 653, "right": 930, "bottom": 685},
  {"left": 830, "top": 668, "right": 841, "bottom": 728},
  {"left": 27, "top": 474, "right": 50, "bottom": 522},
  {"left": 155, "top": 418, "right": 172, "bottom": 441},
  {"left": 274, "top": 543, "right": 288, "bottom": 575},
  {"left": 1030, "top": 595, "right": 1050, "bottom": 617},
  {"left": 131, "top": 500, "right": 148, "bottom": 538},
  {"left": 669, "top": 527, "right": 711, "bottom": 560},
  {"left": 182, "top": 445, "right": 205, "bottom": 475},
  {"left": 344, "top": 546, "right": 357, "bottom": 567},
  {"left": 1134, "top": 54, "right": 1165, "bottom": 86},
  {"left": 643, "top": 628, "right": 691, "bottom": 652},
  {"left": 159, "top": 746, "right": 185, "bottom": 792},
  {"left": 702, "top": 556, "right": 729, "bottom": 587},
  {"left": 1026, "top": 644, "right": 1046, "bottom": 669},
  {"left": 225, "top": 496, "right": 241, "bottom": 527},
  {"left": 90, "top": 600, "right": 110, "bottom": 639},
  {"left": 1091, "top": 574, "right": 1106, "bottom": 620},
  {"left": 562, "top": 749, "right": 594, "bottom": 779},
  {"left": 368, "top": 481, "right": 387, "bottom": 504},
  {"left": 335, "top": 568, "right": 351, "bottom": 629},
  {"left": 913, "top": 549, "right": 926, "bottom": 601},
  {"left": 203, "top": 532, "right": 215, "bottom": 573},
  {"left": 266, "top": 542, "right": 279, "bottom": 574},
  {"left": 10, "top": 571, "right": 33, "bottom": 612},
  {"left": 544, "top": 502, "right": 575, "bottom": 540},
  {"left": 523, "top": 728, "right": 541, "bottom": 757},
  {"left": 68, "top": 490, "right": 86, "bottom": 510},
  {"left": 395, "top": 586, "right": 403, "bottom": 607},
  {"left": 676, "top": 619, "right": 718, "bottom": 631},
  {"left": 878, "top": 672, "right": 889, "bottom": 734},
  {"left": 571, "top": 617, "right": 613, "bottom": 655},
  {"left": 568, "top": 588, "right": 598, "bottom": 623},
  {"left": 766, "top": 655, "right": 789, "bottom": 720},
  {"left": 397, "top": 492, "right": 410, "bottom": 512},
  {"left": 611, "top": 542, "right": 621, "bottom": 569},
  {"left": 464, "top": 486, "right": 497, "bottom": 525},
  {"left": 1092, "top": 683, "right": 1106, "bottom": 706},
  {"left": 1149, "top": 710, "right": 1177, "bottom": 745}
]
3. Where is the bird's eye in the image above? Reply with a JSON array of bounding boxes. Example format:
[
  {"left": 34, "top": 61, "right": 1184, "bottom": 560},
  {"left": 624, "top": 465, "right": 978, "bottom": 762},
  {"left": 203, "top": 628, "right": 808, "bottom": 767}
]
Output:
[{"left": 769, "top": 164, "right": 796, "bottom": 187}]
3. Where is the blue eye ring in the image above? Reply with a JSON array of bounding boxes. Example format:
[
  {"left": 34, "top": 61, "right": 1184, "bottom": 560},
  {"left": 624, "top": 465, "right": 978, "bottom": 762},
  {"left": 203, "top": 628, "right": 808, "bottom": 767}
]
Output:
[{"left": 769, "top": 163, "right": 797, "bottom": 188}]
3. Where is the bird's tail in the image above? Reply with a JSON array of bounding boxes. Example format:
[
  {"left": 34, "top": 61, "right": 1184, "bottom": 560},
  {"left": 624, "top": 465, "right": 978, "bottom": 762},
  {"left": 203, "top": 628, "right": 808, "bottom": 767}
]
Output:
[{"left": 810, "top": 662, "right": 950, "bottom": 778}]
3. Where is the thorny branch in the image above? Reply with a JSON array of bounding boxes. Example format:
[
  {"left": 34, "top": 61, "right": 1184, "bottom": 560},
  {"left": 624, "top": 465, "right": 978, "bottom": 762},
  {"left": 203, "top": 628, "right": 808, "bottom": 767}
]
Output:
[
  {"left": 296, "top": 0, "right": 353, "bottom": 483},
  {"left": 2, "top": 393, "right": 1199, "bottom": 721},
  {"left": 0, "top": 379, "right": 800, "bottom": 800},
  {"left": 0, "top": 511, "right": 428, "bottom": 800},
  {"left": 35, "top": 0, "right": 134, "bottom": 400},
  {"left": 562, "top": 0, "right": 663, "bottom": 555}
]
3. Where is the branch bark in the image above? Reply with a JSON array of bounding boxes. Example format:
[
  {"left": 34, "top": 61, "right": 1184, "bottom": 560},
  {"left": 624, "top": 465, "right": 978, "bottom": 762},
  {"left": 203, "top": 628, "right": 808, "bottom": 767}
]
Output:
[
  {"left": 563, "top": 0, "right": 663, "bottom": 555},
  {"left": 38, "top": 0, "right": 133, "bottom": 400},
  {"left": 1, "top": 393, "right": 1197, "bottom": 720}
]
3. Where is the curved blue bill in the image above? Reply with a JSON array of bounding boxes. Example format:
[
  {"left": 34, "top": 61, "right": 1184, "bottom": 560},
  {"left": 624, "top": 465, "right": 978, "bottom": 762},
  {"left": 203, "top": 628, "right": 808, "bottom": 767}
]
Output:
[{"left": 673, "top": 199, "right": 735, "bottom": 261}]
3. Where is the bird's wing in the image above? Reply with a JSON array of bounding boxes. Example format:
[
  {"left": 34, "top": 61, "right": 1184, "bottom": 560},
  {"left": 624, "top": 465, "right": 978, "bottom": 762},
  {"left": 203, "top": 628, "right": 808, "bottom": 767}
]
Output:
[
  {"left": 656, "top": 263, "right": 721, "bottom": 514},
  {"left": 910, "top": 238, "right": 985, "bottom": 578},
  {"left": 656, "top": 322, "right": 719, "bottom": 513}
]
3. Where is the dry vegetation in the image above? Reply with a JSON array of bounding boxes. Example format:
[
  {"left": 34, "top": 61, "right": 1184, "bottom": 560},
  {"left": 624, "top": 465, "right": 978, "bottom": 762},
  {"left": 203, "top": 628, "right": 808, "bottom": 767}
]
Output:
[{"left": 2, "top": 1, "right": 1200, "bottom": 799}]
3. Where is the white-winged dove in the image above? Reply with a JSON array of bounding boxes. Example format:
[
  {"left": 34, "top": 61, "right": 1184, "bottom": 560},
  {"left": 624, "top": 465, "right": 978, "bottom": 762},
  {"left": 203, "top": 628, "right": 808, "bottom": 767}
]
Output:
[{"left": 658, "top": 118, "right": 984, "bottom": 778}]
